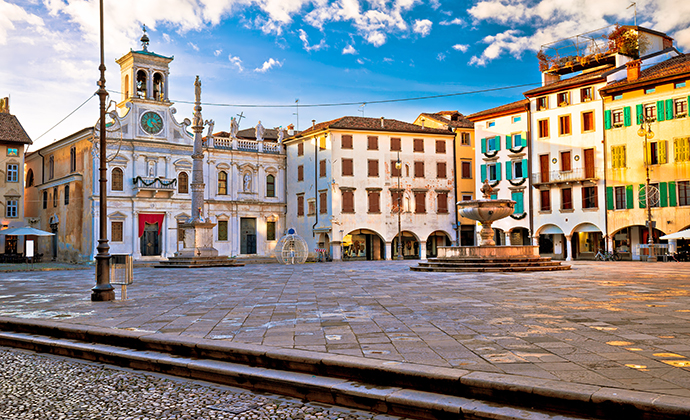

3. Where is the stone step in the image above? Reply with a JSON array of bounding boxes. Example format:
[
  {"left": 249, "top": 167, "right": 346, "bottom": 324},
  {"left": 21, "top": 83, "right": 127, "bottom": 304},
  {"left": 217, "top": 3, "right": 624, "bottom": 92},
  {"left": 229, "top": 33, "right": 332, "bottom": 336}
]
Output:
[
  {"left": 411, "top": 264, "right": 572, "bottom": 272},
  {"left": 420, "top": 260, "right": 564, "bottom": 268}
]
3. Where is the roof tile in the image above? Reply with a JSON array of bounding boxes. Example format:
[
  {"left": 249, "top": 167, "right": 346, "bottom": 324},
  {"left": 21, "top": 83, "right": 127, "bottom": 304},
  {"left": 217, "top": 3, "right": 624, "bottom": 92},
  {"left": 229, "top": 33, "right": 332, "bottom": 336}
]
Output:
[{"left": 0, "top": 113, "right": 32, "bottom": 145}]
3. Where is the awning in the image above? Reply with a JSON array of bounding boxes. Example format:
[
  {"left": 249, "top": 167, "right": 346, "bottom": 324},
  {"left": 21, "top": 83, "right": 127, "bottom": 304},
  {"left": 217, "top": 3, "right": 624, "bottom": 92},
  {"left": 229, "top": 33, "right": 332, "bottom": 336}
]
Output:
[
  {"left": 660, "top": 229, "right": 690, "bottom": 240},
  {"left": 138, "top": 213, "right": 165, "bottom": 237},
  {"left": 0, "top": 226, "right": 54, "bottom": 236}
]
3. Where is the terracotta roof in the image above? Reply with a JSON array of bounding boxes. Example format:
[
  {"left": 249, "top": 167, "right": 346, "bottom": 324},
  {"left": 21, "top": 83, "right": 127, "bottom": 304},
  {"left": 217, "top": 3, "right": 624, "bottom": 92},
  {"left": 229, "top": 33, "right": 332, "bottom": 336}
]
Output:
[
  {"left": 467, "top": 99, "right": 529, "bottom": 121},
  {"left": 291, "top": 116, "right": 453, "bottom": 139},
  {"left": 601, "top": 53, "right": 690, "bottom": 92},
  {"left": 523, "top": 67, "right": 612, "bottom": 96},
  {"left": 418, "top": 112, "right": 473, "bottom": 129},
  {"left": 0, "top": 113, "right": 32, "bottom": 145}
]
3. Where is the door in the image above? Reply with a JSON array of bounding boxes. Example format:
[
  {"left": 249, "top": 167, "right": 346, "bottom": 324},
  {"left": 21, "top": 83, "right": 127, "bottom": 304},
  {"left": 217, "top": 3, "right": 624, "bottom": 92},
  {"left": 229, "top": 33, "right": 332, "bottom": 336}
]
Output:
[
  {"left": 240, "top": 218, "right": 257, "bottom": 254},
  {"left": 140, "top": 222, "right": 160, "bottom": 256},
  {"left": 540, "top": 154, "right": 550, "bottom": 183},
  {"left": 584, "top": 148, "right": 595, "bottom": 179}
]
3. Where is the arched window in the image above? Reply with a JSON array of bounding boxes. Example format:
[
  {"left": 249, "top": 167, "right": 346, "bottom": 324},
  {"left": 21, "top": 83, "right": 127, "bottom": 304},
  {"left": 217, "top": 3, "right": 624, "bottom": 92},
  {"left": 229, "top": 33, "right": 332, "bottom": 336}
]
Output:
[
  {"left": 26, "top": 169, "right": 34, "bottom": 187},
  {"left": 266, "top": 174, "right": 275, "bottom": 197},
  {"left": 124, "top": 74, "right": 130, "bottom": 99},
  {"left": 218, "top": 171, "right": 227, "bottom": 195},
  {"left": 70, "top": 146, "right": 76, "bottom": 172},
  {"left": 48, "top": 155, "right": 54, "bottom": 180},
  {"left": 42, "top": 190, "right": 47, "bottom": 209},
  {"left": 53, "top": 187, "right": 58, "bottom": 208},
  {"left": 112, "top": 168, "right": 124, "bottom": 191},
  {"left": 64, "top": 185, "right": 70, "bottom": 205},
  {"left": 153, "top": 72, "right": 164, "bottom": 100},
  {"left": 136, "top": 70, "right": 147, "bottom": 98},
  {"left": 178, "top": 172, "right": 189, "bottom": 193}
]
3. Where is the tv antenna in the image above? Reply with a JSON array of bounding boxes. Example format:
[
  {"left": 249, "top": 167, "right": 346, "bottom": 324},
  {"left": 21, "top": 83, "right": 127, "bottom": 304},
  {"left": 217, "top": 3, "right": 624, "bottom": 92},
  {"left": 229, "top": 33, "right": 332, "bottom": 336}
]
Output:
[{"left": 627, "top": 2, "right": 637, "bottom": 26}]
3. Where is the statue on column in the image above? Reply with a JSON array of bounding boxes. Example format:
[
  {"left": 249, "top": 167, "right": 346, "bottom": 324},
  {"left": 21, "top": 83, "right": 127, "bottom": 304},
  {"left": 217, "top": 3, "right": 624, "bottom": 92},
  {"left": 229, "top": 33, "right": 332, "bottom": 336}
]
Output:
[
  {"left": 276, "top": 126, "right": 286, "bottom": 143},
  {"left": 255, "top": 120, "right": 265, "bottom": 142},
  {"left": 230, "top": 117, "right": 239, "bottom": 139}
]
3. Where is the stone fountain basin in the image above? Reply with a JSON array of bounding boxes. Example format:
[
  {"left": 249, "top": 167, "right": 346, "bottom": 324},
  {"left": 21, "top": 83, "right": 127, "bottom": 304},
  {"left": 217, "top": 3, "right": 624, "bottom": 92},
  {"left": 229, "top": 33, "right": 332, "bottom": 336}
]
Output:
[{"left": 457, "top": 199, "right": 515, "bottom": 222}]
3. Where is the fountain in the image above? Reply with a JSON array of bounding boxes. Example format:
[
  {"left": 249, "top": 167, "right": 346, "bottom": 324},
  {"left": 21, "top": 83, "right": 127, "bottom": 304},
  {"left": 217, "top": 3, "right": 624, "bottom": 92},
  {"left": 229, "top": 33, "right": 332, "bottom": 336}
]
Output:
[{"left": 412, "top": 180, "right": 570, "bottom": 272}]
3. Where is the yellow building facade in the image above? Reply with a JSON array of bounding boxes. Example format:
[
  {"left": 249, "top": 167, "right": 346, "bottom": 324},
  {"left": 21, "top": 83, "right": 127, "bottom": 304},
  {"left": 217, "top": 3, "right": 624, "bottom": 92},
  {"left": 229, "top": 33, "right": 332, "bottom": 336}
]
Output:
[{"left": 601, "top": 54, "right": 690, "bottom": 258}]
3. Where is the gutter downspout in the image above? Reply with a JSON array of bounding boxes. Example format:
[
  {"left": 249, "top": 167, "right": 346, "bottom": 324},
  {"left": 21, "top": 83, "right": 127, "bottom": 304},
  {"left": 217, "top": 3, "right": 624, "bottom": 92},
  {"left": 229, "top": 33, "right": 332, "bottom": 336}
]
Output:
[
  {"left": 37, "top": 149, "right": 45, "bottom": 185},
  {"left": 312, "top": 121, "right": 318, "bottom": 239},
  {"left": 452, "top": 129, "right": 460, "bottom": 245},
  {"left": 526, "top": 100, "right": 535, "bottom": 247}
]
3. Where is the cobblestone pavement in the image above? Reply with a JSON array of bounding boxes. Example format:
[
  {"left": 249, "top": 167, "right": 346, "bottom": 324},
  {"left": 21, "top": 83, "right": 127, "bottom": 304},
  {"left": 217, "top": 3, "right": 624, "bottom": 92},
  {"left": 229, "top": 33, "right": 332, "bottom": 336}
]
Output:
[
  {"left": 1, "top": 260, "right": 690, "bottom": 397},
  {"left": 0, "top": 347, "right": 406, "bottom": 420}
]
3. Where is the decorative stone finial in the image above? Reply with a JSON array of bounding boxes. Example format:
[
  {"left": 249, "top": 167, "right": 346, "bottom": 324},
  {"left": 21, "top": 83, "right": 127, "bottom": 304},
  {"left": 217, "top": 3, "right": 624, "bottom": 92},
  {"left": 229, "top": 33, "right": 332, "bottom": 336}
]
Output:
[
  {"left": 140, "top": 25, "right": 150, "bottom": 51},
  {"left": 480, "top": 178, "right": 494, "bottom": 199}
]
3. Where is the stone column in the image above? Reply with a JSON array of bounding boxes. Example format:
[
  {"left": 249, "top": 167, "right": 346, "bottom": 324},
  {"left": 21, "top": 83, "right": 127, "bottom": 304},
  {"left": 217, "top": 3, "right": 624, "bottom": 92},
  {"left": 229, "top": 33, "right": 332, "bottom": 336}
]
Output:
[
  {"left": 231, "top": 214, "right": 240, "bottom": 257},
  {"left": 505, "top": 231, "right": 513, "bottom": 246},
  {"left": 132, "top": 211, "right": 141, "bottom": 259},
  {"left": 147, "top": 69, "right": 153, "bottom": 100},
  {"left": 331, "top": 241, "right": 342, "bottom": 261},
  {"left": 420, "top": 241, "right": 427, "bottom": 260},
  {"left": 532, "top": 234, "right": 539, "bottom": 247},
  {"left": 565, "top": 235, "right": 573, "bottom": 261},
  {"left": 164, "top": 71, "right": 170, "bottom": 101},
  {"left": 606, "top": 235, "right": 614, "bottom": 253},
  {"left": 669, "top": 239, "right": 678, "bottom": 254},
  {"left": 386, "top": 241, "right": 393, "bottom": 260}
]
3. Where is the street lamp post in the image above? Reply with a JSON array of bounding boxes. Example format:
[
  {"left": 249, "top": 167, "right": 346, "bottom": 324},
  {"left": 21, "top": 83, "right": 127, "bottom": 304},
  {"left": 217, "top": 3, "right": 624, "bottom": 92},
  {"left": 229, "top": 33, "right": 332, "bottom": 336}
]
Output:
[
  {"left": 395, "top": 153, "right": 403, "bottom": 260},
  {"left": 637, "top": 119, "right": 656, "bottom": 263},
  {"left": 92, "top": 0, "right": 114, "bottom": 301}
]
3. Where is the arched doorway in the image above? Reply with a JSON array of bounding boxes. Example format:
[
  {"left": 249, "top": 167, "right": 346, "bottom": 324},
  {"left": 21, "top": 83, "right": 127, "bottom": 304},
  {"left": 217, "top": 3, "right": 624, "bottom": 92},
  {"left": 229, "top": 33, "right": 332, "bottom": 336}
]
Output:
[
  {"left": 391, "top": 230, "right": 420, "bottom": 259},
  {"left": 571, "top": 223, "right": 603, "bottom": 260},
  {"left": 537, "top": 225, "right": 566, "bottom": 260},
  {"left": 493, "top": 228, "right": 505, "bottom": 245},
  {"left": 426, "top": 231, "right": 452, "bottom": 258},
  {"left": 343, "top": 229, "right": 385, "bottom": 260},
  {"left": 509, "top": 227, "right": 530, "bottom": 245}
]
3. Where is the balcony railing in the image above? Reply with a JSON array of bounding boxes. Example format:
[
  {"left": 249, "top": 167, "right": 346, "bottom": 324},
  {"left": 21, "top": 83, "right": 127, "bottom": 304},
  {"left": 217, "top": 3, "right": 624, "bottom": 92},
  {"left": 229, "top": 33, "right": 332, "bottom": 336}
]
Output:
[
  {"left": 133, "top": 176, "right": 176, "bottom": 191},
  {"left": 532, "top": 168, "right": 603, "bottom": 185},
  {"left": 212, "top": 137, "right": 283, "bottom": 154}
]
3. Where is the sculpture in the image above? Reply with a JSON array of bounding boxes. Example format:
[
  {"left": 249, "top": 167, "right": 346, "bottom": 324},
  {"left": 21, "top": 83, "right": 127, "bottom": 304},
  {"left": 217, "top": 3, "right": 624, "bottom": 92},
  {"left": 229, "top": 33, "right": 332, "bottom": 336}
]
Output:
[
  {"left": 255, "top": 120, "right": 265, "bottom": 142},
  {"left": 205, "top": 119, "right": 215, "bottom": 139},
  {"left": 276, "top": 126, "right": 286, "bottom": 143},
  {"left": 243, "top": 173, "right": 251, "bottom": 191},
  {"left": 230, "top": 117, "right": 239, "bottom": 139}
]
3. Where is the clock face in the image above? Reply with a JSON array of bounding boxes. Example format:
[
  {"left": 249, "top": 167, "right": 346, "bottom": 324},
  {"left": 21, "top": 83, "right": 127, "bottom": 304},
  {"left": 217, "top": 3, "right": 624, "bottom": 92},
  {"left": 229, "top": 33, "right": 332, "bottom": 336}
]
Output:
[{"left": 141, "top": 111, "right": 163, "bottom": 135}]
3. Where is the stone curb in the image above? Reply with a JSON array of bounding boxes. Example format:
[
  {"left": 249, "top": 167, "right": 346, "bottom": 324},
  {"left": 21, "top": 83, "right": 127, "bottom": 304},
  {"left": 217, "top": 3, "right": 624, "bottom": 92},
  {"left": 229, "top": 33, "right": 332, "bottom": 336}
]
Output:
[{"left": 1, "top": 317, "right": 688, "bottom": 420}]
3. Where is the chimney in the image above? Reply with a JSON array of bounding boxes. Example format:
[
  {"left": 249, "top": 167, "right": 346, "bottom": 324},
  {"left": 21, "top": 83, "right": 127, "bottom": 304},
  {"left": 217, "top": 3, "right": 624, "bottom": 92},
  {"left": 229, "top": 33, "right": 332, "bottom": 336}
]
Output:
[
  {"left": 380, "top": 116, "right": 385, "bottom": 129},
  {"left": 421, "top": 117, "right": 425, "bottom": 128},
  {"left": 287, "top": 123, "right": 294, "bottom": 136},
  {"left": 312, "top": 119, "right": 316, "bottom": 129},
  {"left": 0, "top": 97, "right": 9, "bottom": 114},
  {"left": 626, "top": 59, "right": 641, "bottom": 81}
]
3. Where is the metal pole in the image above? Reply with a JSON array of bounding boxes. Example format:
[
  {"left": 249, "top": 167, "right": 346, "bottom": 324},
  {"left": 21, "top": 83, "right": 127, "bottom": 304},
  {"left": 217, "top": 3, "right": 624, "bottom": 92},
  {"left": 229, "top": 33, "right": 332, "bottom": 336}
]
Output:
[
  {"left": 641, "top": 121, "right": 656, "bottom": 262},
  {"left": 92, "top": 0, "right": 114, "bottom": 301},
  {"left": 396, "top": 152, "right": 403, "bottom": 260}
]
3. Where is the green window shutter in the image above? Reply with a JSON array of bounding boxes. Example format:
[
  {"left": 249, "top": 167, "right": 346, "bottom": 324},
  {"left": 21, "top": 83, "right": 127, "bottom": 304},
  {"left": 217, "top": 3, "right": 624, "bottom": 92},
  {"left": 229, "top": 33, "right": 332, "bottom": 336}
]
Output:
[
  {"left": 495, "top": 135, "right": 501, "bottom": 151},
  {"left": 522, "top": 159, "right": 528, "bottom": 178},
  {"left": 481, "top": 138, "right": 486, "bottom": 153},
  {"left": 506, "top": 161, "right": 513, "bottom": 180},
  {"left": 639, "top": 183, "right": 646, "bottom": 208},
  {"left": 480, "top": 164, "right": 487, "bottom": 182},
  {"left": 669, "top": 181, "right": 677, "bottom": 206},
  {"left": 636, "top": 104, "right": 644, "bottom": 124},
  {"left": 496, "top": 162, "right": 502, "bottom": 181},
  {"left": 657, "top": 100, "right": 665, "bottom": 122},
  {"left": 624, "top": 106, "right": 631, "bottom": 127},
  {"left": 626, "top": 185, "right": 634, "bottom": 209},
  {"left": 660, "top": 182, "right": 668, "bottom": 207},
  {"left": 506, "top": 135, "right": 512, "bottom": 149},
  {"left": 666, "top": 99, "right": 674, "bottom": 120},
  {"left": 521, "top": 134, "right": 527, "bottom": 147},
  {"left": 512, "top": 191, "right": 524, "bottom": 214},
  {"left": 606, "top": 186, "right": 614, "bottom": 210},
  {"left": 604, "top": 110, "right": 612, "bottom": 129}
]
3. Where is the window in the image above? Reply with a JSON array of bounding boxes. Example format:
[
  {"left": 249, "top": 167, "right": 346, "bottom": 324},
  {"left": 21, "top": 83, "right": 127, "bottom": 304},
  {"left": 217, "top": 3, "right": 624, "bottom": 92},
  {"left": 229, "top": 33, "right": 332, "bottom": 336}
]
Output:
[
  {"left": 43, "top": 191, "right": 47, "bottom": 209},
  {"left": 461, "top": 132, "right": 471, "bottom": 145},
  {"left": 70, "top": 146, "right": 76, "bottom": 172},
  {"left": 485, "top": 162, "right": 501, "bottom": 182},
  {"left": 218, "top": 171, "right": 227, "bottom": 195},
  {"left": 540, "top": 189, "right": 551, "bottom": 211},
  {"left": 580, "top": 87, "right": 593, "bottom": 102},
  {"left": 644, "top": 103, "right": 656, "bottom": 121},
  {"left": 297, "top": 194, "right": 305, "bottom": 216},
  {"left": 5, "top": 199, "right": 17, "bottom": 218},
  {"left": 558, "top": 115, "right": 571, "bottom": 135},
  {"left": 613, "top": 94, "right": 623, "bottom": 101},
  {"left": 367, "top": 136, "right": 378, "bottom": 150},
  {"left": 644, "top": 87, "right": 655, "bottom": 94},
  {"left": 487, "top": 121, "right": 495, "bottom": 127},
  {"left": 267, "top": 221, "right": 276, "bottom": 241},
  {"left": 436, "top": 162, "right": 447, "bottom": 179},
  {"left": 297, "top": 165, "right": 304, "bottom": 181},
  {"left": 6, "top": 163, "right": 18, "bottom": 182},
  {"left": 319, "top": 136, "right": 326, "bottom": 151},
  {"left": 111, "top": 221, "right": 123, "bottom": 242},
  {"left": 461, "top": 161, "right": 471, "bottom": 179},
  {"left": 367, "top": 159, "right": 379, "bottom": 177},
  {"left": 342, "top": 158, "right": 353, "bottom": 176},
  {"left": 64, "top": 185, "right": 70, "bottom": 205},
  {"left": 512, "top": 133, "right": 525, "bottom": 148},
  {"left": 614, "top": 186, "right": 626, "bottom": 210},
  {"left": 391, "top": 191, "right": 402, "bottom": 213},
  {"left": 674, "top": 138, "right": 690, "bottom": 162},
  {"left": 319, "top": 160, "right": 327, "bottom": 177},
  {"left": 612, "top": 145, "right": 627, "bottom": 168},
  {"left": 512, "top": 160, "right": 525, "bottom": 179},
  {"left": 582, "top": 111, "right": 595, "bottom": 132},
  {"left": 297, "top": 142, "right": 304, "bottom": 156},
  {"left": 320, "top": 191, "right": 328, "bottom": 214},
  {"left": 7, "top": 147, "right": 18, "bottom": 156},
  {"left": 368, "top": 190, "right": 380, "bottom": 213},
  {"left": 557, "top": 92, "right": 569, "bottom": 106},
  {"left": 537, "top": 96, "right": 548, "bottom": 110},
  {"left": 675, "top": 98, "right": 688, "bottom": 117},
  {"left": 512, "top": 116, "right": 521, "bottom": 123},
  {"left": 679, "top": 181, "right": 690, "bottom": 206},
  {"left": 391, "top": 160, "right": 402, "bottom": 177},
  {"left": 26, "top": 169, "right": 33, "bottom": 187},
  {"left": 217, "top": 220, "right": 228, "bottom": 241},
  {"left": 435, "top": 140, "right": 446, "bottom": 153},
  {"left": 676, "top": 81, "right": 687, "bottom": 89},
  {"left": 561, "top": 188, "right": 573, "bottom": 210},
  {"left": 646, "top": 141, "right": 667, "bottom": 165},
  {"left": 582, "top": 186, "right": 598, "bottom": 208},
  {"left": 487, "top": 136, "right": 500, "bottom": 152},
  {"left": 612, "top": 109, "right": 623, "bottom": 126},
  {"left": 308, "top": 200, "right": 316, "bottom": 215},
  {"left": 414, "top": 161, "right": 424, "bottom": 178},
  {"left": 53, "top": 187, "right": 58, "bottom": 208},
  {"left": 178, "top": 172, "right": 189, "bottom": 193},
  {"left": 112, "top": 168, "right": 124, "bottom": 191},
  {"left": 414, "top": 138, "right": 424, "bottom": 152},
  {"left": 512, "top": 191, "right": 524, "bottom": 214},
  {"left": 437, "top": 192, "right": 448, "bottom": 214},
  {"left": 48, "top": 155, "right": 54, "bottom": 180},
  {"left": 266, "top": 174, "right": 275, "bottom": 197},
  {"left": 414, "top": 192, "right": 426, "bottom": 214},
  {"left": 538, "top": 119, "right": 549, "bottom": 138},
  {"left": 390, "top": 137, "right": 401, "bottom": 151},
  {"left": 648, "top": 183, "right": 660, "bottom": 207},
  {"left": 561, "top": 151, "right": 571, "bottom": 172},
  {"left": 341, "top": 135, "right": 353, "bottom": 149},
  {"left": 341, "top": 190, "right": 354, "bottom": 213},
  {"left": 462, "top": 194, "right": 473, "bottom": 201}
]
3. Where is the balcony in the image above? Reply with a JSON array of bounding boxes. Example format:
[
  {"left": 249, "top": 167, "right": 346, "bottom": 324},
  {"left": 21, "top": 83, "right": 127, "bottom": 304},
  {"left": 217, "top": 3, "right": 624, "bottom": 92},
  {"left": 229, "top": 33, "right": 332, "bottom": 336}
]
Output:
[
  {"left": 532, "top": 168, "right": 603, "bottom": 186},
  {"left": 133, "top": 176, "right": 176, "bottom": 198},
  {"left": 212, "top": 137, "right": 283, "bottom": 155}
]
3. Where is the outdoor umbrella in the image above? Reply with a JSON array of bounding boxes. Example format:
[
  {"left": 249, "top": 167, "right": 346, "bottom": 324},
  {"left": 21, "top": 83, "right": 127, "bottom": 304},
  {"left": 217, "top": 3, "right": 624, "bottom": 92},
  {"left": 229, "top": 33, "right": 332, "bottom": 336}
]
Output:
[
  {"left": 0, "top": 227, "right": 54, "bottom": 236},
  {"left": 660, "top": 229, "right": 690, "bottom": 240}
]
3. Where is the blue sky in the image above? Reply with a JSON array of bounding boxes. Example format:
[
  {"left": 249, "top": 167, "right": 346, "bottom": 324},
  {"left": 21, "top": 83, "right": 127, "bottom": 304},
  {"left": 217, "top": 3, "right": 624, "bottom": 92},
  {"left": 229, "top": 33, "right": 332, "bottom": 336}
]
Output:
[{"left": 1, "top": 0, "right": 689, "bottom": 151}]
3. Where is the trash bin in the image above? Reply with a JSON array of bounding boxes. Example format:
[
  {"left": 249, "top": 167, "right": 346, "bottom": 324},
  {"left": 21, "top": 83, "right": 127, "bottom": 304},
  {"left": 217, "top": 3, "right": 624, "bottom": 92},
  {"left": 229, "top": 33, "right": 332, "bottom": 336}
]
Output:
[{"left": 110, "top": 254, "right": 133, "bottom": 299}]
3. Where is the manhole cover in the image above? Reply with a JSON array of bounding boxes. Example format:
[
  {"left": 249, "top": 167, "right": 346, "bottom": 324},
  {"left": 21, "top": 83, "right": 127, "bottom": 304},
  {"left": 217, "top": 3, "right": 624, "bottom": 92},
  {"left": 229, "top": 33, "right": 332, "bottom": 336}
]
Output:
[{"left": 207, "top": 401, "right": 258, "bottom": 414}]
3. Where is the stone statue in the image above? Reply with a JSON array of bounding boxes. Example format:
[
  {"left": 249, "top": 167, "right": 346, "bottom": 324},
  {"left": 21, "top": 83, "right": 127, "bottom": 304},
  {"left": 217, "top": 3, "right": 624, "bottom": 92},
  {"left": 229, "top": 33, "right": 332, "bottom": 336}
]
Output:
[
  {"left": 243, "top": 173, "right": 252, "bottom": 191},
  {"left": 205, "top": 119, "right": 215, "bottom": 139},
  {"left": 255, "top": 120, "right": 265, "bottom": 142},
  {"left": 276, "top": 126, "right": 285, "bottom": 143},
  {"left": 230, "top": 117, "right": 239, "bottom": 139}
]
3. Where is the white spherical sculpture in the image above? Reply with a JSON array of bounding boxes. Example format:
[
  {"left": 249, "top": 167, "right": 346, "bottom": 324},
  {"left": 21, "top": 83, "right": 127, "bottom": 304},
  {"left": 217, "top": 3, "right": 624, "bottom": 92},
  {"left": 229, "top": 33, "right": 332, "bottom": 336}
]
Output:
[{"left": 274, "top": 229, "right": 309, "bottom": 265}]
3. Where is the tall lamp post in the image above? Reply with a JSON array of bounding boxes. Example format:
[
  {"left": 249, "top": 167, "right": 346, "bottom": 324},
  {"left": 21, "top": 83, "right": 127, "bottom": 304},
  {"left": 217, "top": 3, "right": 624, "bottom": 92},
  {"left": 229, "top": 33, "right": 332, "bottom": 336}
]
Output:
[
  {"left": 637, "top": 119, "right": 656, "bottom": 263},
  {"left": 92, "top": 0, "right": 114, "bottom": 300},
  {"left": 395, "top": 153, "right": 403, "bottom": 260}
]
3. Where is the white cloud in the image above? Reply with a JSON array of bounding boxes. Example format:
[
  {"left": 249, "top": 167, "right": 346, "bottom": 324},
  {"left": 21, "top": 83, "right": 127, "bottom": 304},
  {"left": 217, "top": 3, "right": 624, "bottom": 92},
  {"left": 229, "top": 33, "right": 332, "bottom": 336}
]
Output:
[
  {"left": 383, "top": 57, "right": 393, "bottom": 63},
  {"left": 162, "top": 33, "right": 171, "bottom": 43},
  {"left": 436, "top": 52, "right": 445, "bottom": 61},
  {"left": 254, "top": 57, "right": 283, "bottom": 73},
  {"left": 214, "top": 49, "right": 222, "bottom": 56},
  {"left": 357, "top": 58, "right": 364, "bottom": 64},
  {"left": 440, "top": 18, "right": 464, "bottom": 26},
  {"left": 0, "top": 1, "right": 45, "bottom": 44},
  {"left": 413, "top": 19, "right": 432, "bottom": 37},
  {"left": 228, "top": 54, "right": 244, "bottom": 72},
  {"left": 342, "top": 44, "right": 357, "bottom": 55},
  {"left": 297, "top": 28, "right": 326, "bottom": 52},
  {"left": 188, "top": 42, "right": 199, "bottom": 51},
  {"left": 452, "top": 44, "right": 469, "bottom": 52}
]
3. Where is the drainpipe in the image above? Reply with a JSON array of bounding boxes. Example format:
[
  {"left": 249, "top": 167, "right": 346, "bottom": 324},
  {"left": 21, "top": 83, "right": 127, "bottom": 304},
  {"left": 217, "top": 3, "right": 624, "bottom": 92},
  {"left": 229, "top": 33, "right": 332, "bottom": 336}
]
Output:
[
  {"left": 452, "top": 129, "right": 459, "bottom": 245},
  {"left": 526, "top": 100, "right": 534, "bottom": 246},
  {"left": 37, "top": 149, "right": 45, "bottom": 184},
  {"left": 312, "top": 120, "right": 318, "bottom": 238}
]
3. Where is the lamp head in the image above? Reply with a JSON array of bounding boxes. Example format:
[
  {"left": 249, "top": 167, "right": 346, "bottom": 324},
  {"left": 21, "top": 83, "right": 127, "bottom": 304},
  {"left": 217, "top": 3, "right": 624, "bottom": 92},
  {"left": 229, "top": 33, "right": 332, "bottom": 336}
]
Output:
[{"left": 395, "top": 160, "right": 401, "bottom": 170}]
